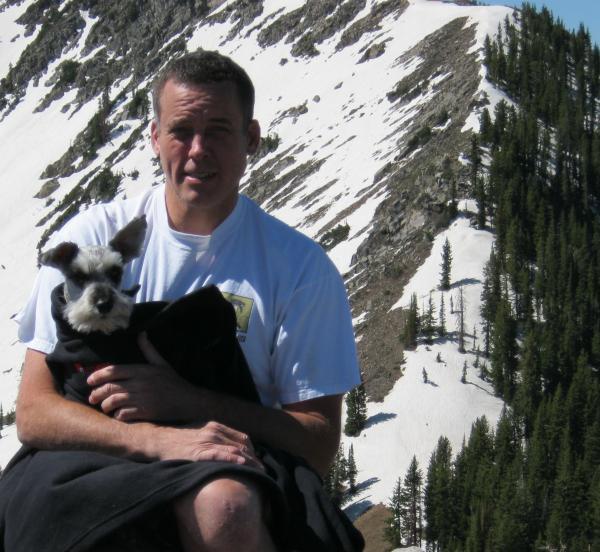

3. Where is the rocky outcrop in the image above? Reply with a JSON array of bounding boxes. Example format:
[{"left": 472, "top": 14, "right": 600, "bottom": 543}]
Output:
[
  {"left": 1, "top": 0, "right": 209, "bottom": 114},
  {"left": 347, "top": 17, "right": 482, "bottom": 400},
  {"left": 257, "top": 0, "right": 367, "bottom": 57},
  {"left": 336, "top": 0, "right": 405, "bottom": 50}
]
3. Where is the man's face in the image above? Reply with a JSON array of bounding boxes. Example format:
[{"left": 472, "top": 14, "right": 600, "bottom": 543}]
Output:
[{"left": 151, "top": 79, "right": 260, "bottom": 232}]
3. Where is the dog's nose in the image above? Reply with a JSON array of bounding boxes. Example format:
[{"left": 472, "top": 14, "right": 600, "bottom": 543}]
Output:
[
  {"left": 96, "top": 298, "right": 114, "bottom": 314},
  {"left": 92, "top": 288, "right": 114, "bottom": 314}
]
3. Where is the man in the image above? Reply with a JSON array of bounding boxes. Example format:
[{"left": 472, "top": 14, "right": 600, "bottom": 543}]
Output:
[{"left": 10, "top": 51, "right": 361, "bottom": 551}]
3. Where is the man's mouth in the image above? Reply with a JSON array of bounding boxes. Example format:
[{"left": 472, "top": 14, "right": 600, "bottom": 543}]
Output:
[{"left": 185, "top": 171, "right": 217, "bottom": 183}]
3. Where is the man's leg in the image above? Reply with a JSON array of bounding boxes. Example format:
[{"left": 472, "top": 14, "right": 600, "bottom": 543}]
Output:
[{"left": 173, "top": 475, "right": 277, "bottom": 552}]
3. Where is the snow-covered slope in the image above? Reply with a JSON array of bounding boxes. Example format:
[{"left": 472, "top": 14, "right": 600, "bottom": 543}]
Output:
[
  {"left": 343, "top": 204, "right": 504, "bottom": 517},
  {"left": 0, "top": 2, "right": 513, "bottom": 520}
]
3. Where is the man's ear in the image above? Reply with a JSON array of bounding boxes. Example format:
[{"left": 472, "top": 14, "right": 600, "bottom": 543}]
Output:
[
  {"left": 109, "top": 216, "right": 147, "bottom": 263},
  {"left": 246, "top": 119, "right": 261, "bottom": 155},
  {"left": 39, "top": 242, "right": 79, "bottom": 272},
  {"left": 150, "top": 119, "right": 160, "bottom": 156}
]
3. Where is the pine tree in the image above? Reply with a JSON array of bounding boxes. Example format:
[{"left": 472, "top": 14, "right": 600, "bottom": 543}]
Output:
[
  {"left": 422, "top": 367, "right": 428, "bottom": 384},
  {"left": 474, "top": 176, "right": 487, "bottom": 229},
  {"left": 425, "top": 436, "right": 455, "bottom": 550},
  {"left": 479, "top": 360, "right": 489, "bottom": 381},
  {"left": 591, "top": 474, "right": 600, "bottom": 551},
  {"left": 385, "top": 477, "right": 403, "bottom": 548},
  {"left": 347, "top": 444, "right": 357, "bottom": 494},
  {"left": 439, "top": 293, "right": 446, "bottom": 337},
  {"left": 0, "top": 404, "right": 3, "bottom": 433},
  {"left": 400, "top": 456, "right": 423, "bottom": 546},
  {"left": 490, "top": 298, "right": 518, "bottom": 400},
  {"left": 461, "top": 361, "right": 468, "bottom": 384},
  {"left": 468, "top": 135, "right": 483, "bottom": 190},
  {"left": 481, "top": 248, "right": 501, "bottom": 357},
  {"left": 344, "top": 383, "right": 367, "bottom": 436},
  {"left": 423, "top": 292, "right": 436, "bottom": 343},
  {"left": 457, "top": 285, "right": 466, "bottom": 353},
  {"left": 324, "top": 444, "right": 348, "bottom": 506},
  {"left": 84, "top": 91, "right": 112, "bottom": 159},
  {"left": 513, "top": 327, "right": 542, "bottom": 438},
  {"left": 440, "top": 238, "right": 452, "bottom": 290},
  {"left": 403, "top": 293, "right": 419, "bottom": 349}
]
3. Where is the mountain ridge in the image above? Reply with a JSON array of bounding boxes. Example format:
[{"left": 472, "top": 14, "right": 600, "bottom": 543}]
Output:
[{"left": 0, "top": 1, "right": 512, "bottom": 533}]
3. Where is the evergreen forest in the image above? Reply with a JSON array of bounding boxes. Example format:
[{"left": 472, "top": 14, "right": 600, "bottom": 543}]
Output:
[{"left": 391, "top": 5, "right": 600, "bottom": 551}]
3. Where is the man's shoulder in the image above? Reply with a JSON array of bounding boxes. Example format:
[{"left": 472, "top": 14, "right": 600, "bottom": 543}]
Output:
[
  {"left": 241, "top": 195, "right": 322, "bottom": 254},
  {"left": 240, "top": 195, "right": 339, "bottom": 280}
]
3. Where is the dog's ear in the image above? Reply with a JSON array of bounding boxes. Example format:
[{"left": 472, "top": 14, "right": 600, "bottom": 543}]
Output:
[
  {"left": 39, "top": 242, "right": 79, "bottom": 272},
  {"left": 109, "top": 215, "right": 147, "bottom": 263},
  {"left": 122, "top": 284, "right": 141, "bottom": 297}
]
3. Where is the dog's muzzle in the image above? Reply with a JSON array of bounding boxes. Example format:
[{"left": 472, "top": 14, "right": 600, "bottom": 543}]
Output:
[{"left": 91, "top": 286, "right": 115, "bottom": 315}]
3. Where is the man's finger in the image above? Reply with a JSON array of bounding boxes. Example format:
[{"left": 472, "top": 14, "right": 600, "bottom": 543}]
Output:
[
  {"left": 87, "top": 364, "right": 134, "bottom": 386},
  {"left": 89, "top": 382, "right": 126, "bottom": 405},
  {"left": 113, "top": 407, "right": 142, "bottom": 422},
  {"left": 99, "top": 392, "right": 132, "bottom": 415},
  {"left": 201, "top": 421, "right": 253, "bottom": 448},
  {"left": 200, "top": 445, "right": 264, "bottom": 470}
]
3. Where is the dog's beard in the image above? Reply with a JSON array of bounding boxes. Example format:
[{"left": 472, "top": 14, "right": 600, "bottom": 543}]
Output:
[{"left": 64, "top": 286, "right": 134, "bottom": 334}]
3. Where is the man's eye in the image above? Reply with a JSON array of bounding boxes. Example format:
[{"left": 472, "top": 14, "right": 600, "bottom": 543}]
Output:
[
  {"left": 172, "top": 127, "right": 192, "bottom": 139},
  {"left": 206, "top": 126, "right": 230, "bottom": 137}
]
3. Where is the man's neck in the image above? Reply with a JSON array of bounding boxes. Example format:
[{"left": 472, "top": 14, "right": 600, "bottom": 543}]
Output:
[{"left": 164, "top": 195, "right": 238, "bottom": 236}]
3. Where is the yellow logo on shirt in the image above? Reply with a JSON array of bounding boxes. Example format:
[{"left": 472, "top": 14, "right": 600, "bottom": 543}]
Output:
[{"left": 221, "top": 292, "right": 254, "bottom": 335}]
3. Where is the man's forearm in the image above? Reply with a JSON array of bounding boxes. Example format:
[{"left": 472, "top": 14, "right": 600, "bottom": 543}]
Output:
[
  {"left": 17, "top": 349, "right": 155, "bottom": 459},
  {"left": 86, "top": 352, "right": 343, "bottom": 475},
  {"left": 18, "top": 349, "right": 293, "bottom": 470},
  {"left": 18, "top": 385, "right": 154, "bottom": 459},
  {"left": 175, "top": 386, "right": 342, "bottom": 476}
]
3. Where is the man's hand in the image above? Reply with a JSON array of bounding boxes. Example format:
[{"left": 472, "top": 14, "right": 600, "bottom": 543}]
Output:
[
  {"left": 151, "top": 422, "right": 263, "bottom": 470},
  {"left": 87, "top": 332, "right": 192, "bottom": 423}
]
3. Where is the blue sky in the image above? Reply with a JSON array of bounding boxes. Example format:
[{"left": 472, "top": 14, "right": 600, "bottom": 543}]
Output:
[{"left": 477, "top": 1, "right": 600, "bottom": 46}]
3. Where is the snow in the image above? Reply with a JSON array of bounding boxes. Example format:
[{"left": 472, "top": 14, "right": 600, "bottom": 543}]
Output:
[
  {"left": 0, "top": 1, "right": 511, "bottom": 513},
  {"left": 342, "top": 214, "right": 504, "bottom": 521},
  {"left": 0, "top": 423, "right": 20, "bottom": 468}
]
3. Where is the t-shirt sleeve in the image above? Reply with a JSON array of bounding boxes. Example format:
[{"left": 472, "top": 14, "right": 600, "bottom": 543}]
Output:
[
  {"left": 271, "top": 260, "right": 361, "bottom": 405},
  {"left": 16, "top": 264, "right": 64, "bottom": 353}
]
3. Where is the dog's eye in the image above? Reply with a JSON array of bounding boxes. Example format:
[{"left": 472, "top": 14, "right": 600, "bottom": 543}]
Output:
[
  {"left": 70, "top": 271, "right": 87, "bottom": 287},
  {"left": 106, "top": 266, "right": 123, "bottom": 284}
]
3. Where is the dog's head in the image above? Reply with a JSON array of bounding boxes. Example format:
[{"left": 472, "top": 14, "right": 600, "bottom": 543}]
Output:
[{"left": 40, "top": 216, "right": 147, "bottom": 334}]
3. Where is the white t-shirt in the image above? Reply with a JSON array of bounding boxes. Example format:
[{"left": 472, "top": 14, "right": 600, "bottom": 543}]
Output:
[{"left": 17, "top": 186, "right": 361, "bottom": 407}]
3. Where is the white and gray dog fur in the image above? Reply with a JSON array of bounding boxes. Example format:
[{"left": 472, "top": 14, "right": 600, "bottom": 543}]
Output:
[{"left": 39, "top": 216, "right": 147, "bottom": 334}]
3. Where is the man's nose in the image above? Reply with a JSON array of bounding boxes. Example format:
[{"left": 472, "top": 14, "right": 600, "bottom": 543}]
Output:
[{"left": 189, "top": 133, "right": 207, "bottom": 158}]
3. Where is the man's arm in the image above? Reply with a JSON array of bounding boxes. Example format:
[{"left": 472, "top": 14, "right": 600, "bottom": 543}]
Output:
[
  {"left": 177, "top": 388, "right": 342, "bottom": 476},
  {"left": 16, "top": 348, "right": 263, "bottom": 468},
  {"left": 86, "top": 360, "right": 341, "bottom": 476},
  {"left": 18, "top": 348, "right": 340, "bottom": 475}
]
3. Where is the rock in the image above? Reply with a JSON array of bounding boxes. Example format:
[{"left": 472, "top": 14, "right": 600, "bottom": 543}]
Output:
[{"left": 34, "top": 179, "right": 60, "bottom": 199}]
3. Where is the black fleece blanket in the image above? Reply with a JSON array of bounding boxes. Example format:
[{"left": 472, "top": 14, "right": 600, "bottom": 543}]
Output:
[{"left": 0, "top": 285, "right": 363, "bottom": 552}]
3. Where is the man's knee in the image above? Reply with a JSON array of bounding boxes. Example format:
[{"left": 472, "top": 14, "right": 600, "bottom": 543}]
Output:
[
  {"left": 195, "top": 476, "right": 264, "bottom": 525},
  {"left": 174, "top": 475, "right": 268, "bottom": 549}
]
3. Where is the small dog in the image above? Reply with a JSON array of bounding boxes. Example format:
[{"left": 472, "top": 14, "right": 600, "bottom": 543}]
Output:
[
  {"left": 39, "top": 216, "right": 147, "bottom": 334},
  {"left": 38, "top": 214, "right": 259, "bottom": 407}
]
